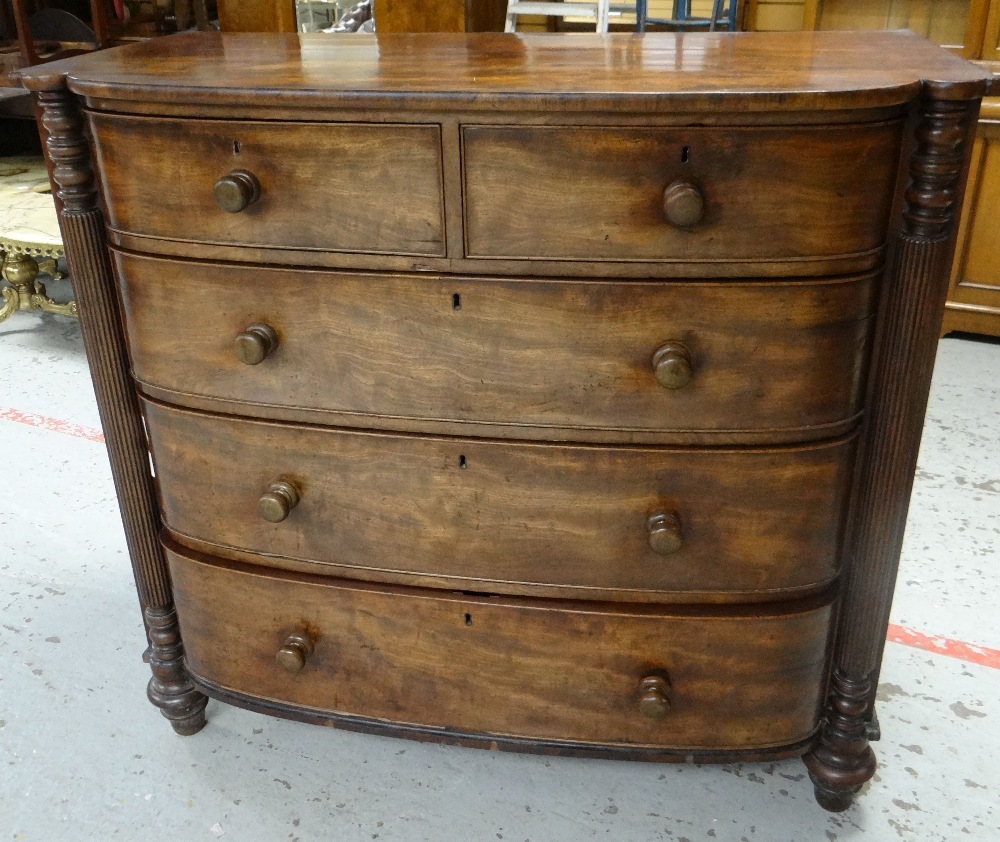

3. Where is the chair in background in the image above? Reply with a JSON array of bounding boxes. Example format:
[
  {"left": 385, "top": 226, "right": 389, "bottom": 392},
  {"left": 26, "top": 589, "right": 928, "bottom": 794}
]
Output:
[
  {"left": 636, "top": 0, "right": 738, "bottom": 33},
  {"left": 6, "top": 0, "right": 106, "bottom": 67}
]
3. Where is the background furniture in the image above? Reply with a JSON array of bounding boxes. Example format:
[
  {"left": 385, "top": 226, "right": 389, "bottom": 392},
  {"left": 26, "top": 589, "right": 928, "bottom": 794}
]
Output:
[
  {"left": 636, "top": 0, "right": 737, "bottom": 33},
  {"left": 19, "top": 30, "right": 991, "bottom": 814},
  {"left": 743, "top": 0, "right": 1000, "bottom": 337},
  {"left": 0, "top": 155, "right": 75, "bottom": 321},
  {"left": 5, "top": 0, "right": 106, "bottom": 68},
  {"left": 505, "top": 0, "right": 610, "bottom": 32},
  {"left": 375, "top": 0, "right": 507, "bottom": 32},
  {"left": 216, "top": 0, "right": 295, "bottom": 31},
  {"left": 944, "top": 97, "right": 1000, "bottom": 335}
]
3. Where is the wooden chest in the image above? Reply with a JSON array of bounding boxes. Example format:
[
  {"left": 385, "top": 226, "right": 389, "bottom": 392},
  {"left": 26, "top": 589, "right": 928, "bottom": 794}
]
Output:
[{"left": 18, "top": 31, "right": 993, "bottom": 811}]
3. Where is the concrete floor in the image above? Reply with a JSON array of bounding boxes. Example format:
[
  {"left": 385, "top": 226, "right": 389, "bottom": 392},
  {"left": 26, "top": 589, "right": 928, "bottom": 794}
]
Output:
[{"left": 1, "top": 298, "right": 998, "bottom": 841}]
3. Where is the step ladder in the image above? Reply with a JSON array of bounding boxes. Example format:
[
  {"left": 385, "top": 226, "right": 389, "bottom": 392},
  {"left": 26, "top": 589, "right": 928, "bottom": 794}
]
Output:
[{"left": 505, "top": 0, "right": 611, "bottom": 33}]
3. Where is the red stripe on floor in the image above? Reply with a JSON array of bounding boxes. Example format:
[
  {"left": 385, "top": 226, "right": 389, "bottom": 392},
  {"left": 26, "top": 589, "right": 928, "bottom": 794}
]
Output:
[
  {"left": 0, "top": 406, "right": 105, "bottom": 443},
  {"left": 887, "top": 623, "right": 1000, "bottom": 670},
  {"left": 4, "top": 402, "right": 1000, "bottom": 670}
]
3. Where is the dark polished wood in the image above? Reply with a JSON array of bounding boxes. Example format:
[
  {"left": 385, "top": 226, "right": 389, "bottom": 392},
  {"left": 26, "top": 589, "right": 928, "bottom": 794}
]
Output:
[
  {"left": 212, "top": 170, "right": 261, "bottom": 213},
  {"left": 18, "top": 31, "right": 991, "bottom": 112},
  {"left": 17, "top": 31, "right": 990, "bottom": 812},
  {"left": 31, "top": 84, "right": 208, "bottom": 729},
  {"left": 191, "top": 668, "right": 822, "bottom": 762},
  {"left": 143, "top": 398, "right": 857, "bottom": 603},
  {"left": 89, "top": 114, "right": 446, "bottom": 257},
  {"left": 166, "top": 540, "right": 834, "bottom": 751},
  {"left": 144, "top": 605, "right": 209, "bottom": 735},
  {"left": 803, "top": 88, "right": 984, "bottom": 810},
  {"left": 114, "top": 252, "right": 879, "bottom": 443},
  {"left": 461, "top": 122, "right": 901, "bottom": 263},
  {"left": 233, "top": 323, "right": 278, "bottom": 366},
  {"left": 275, "top": 631, "right": 315, "bottom": 673}
]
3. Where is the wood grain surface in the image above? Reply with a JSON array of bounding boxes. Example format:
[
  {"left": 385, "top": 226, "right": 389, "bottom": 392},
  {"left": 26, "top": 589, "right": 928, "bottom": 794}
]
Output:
[
  {"left": 88, "top": 114, "right": 446, "bottom": 256},
  {"left": 463, "top": 123, "right": 902, "bottom": 263},
  {"left": 16, "top": 32, "right": 989, "bottom": 808},
  {"left": 167, "top": 541, "right": 835, "bottom": 750},
  {"left": 144, "top": 399, "right": 856, "bottom": 602},
  {"left": 18, "top": 31, "right": 993, "bottom": 113},
  {"left": 115, "top": 252, "right": 878, "bottom": 442}
]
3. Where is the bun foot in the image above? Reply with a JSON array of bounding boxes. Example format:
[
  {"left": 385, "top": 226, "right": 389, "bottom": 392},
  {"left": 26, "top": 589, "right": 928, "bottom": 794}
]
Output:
[
  {"left": 803, "top": 670, "right": 877, "bottom": 812},
  {"left": 144, "top": 604, "right": 209, "bottom": 736},
  {"left": 812, "top": 783, "right": 860, "bottom": 813},
  {"left": 168, "top": 707, "right": 208, "bottom": 736}
]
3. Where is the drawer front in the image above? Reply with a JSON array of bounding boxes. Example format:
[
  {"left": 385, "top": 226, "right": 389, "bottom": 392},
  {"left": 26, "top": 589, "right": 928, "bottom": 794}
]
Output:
[
  {"left": 168, "top": 544, "right": 833, "bottom": 750},
  {"left": 145, "top": 400, "right": 855, "bottom": 601},
  {"left": 89, "top": 114, "right": 445, "bottom": 256},
  {"left": 463, "top": 123, "right": 901, "bottom": 264},
  {"left": 117, "top": 252, "right": 876, "bottom": 440}
]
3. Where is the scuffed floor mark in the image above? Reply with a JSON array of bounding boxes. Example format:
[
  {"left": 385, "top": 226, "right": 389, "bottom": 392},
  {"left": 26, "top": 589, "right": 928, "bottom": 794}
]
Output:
[
  {"left": 900, "top": 744, "right": 924, "bottom": 755},
  {"left": 892, "top": 798, "right": 921, "bottom": 812},
  {"left": 878, "top": 683, "right": 909, "bottom": 702},
  {"left": 950, "top": 701, "right": 987, "bottom": 720},
  {"left": 888, "top": 818, "right": 915, "bottom": 839},
  {"left": 964, "top": 779, "right": 987, "bottom": 789}
]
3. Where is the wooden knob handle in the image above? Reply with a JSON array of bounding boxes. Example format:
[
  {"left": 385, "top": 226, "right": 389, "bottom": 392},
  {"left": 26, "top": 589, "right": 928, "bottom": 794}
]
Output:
[
  {"left": 662, "top": 180, "right": 705, "bottom": 228},
  {"left": 647, "top": 510, "right": 682, "bottom": 555},
  {"left": 258, "top": 479, "right": 300, "bottom": 523},
  {"left": 213, "top": 170, "right": 260, "bottom": 213},
  {"left": 235, "top": 323, "right": 278, "bottom": 365},
  {"left": 276, "top": 632, "right": 314, "bottom": 673},
  {"left": 638, "top": 674, "right": 671, "bottom": 718},
  {"left": 651, "top": 341, "right": 693, "bottom": 390}
]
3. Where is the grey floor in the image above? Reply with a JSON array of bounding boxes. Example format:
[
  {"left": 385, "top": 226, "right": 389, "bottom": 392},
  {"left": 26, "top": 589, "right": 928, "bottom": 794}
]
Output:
[{"left": 2, "top": 299, "right": 998, "bottom": 841}]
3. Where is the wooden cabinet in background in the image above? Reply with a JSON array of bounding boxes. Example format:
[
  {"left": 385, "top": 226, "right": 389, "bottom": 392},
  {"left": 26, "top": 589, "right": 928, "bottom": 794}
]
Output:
[
  {"left": 746, "top": 0, "right": 1000, "bottom": 336},
  {"left": 943, "top": 99, "right": 1000, "bottom": 335},
  {"left": 376, "top": 0, "right": 507, "bottom": 32},
  {"left": 745, "top": 0, "right": 989, "bottom": 52},
  {"left": 217, "top": 0, "right": 297, "bottom": 32}
]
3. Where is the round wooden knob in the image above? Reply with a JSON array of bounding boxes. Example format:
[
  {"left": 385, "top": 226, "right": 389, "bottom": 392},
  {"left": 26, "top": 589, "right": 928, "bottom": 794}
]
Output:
[
  {"left": 258, "top": 479, "right": 300, "bottom": 523},
  {"left": 276, "top": 632, "right": 314, "bottom": 673},
  {"left": 638, "top": 674, "right": 671, "bottom": 718},
  {"left": 662, "top": 180, "right": 705, "bottom": 228},
  {"left": 651, "top": 341, "right": 693, "bottom": 390},
  {"left": 213, "top": 170, "right": 260, "bottom": 213},
  {"left": 235, "top": 323, "right": 278, "bottom": 365},
  {"left": 647, "top": 510, "right": 682, "bottom": 555}
]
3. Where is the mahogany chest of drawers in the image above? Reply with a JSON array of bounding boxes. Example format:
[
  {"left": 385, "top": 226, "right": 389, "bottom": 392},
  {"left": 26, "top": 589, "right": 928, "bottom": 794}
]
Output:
[{"left": 19, "top": 31, "right": 993, "bottom": 811}]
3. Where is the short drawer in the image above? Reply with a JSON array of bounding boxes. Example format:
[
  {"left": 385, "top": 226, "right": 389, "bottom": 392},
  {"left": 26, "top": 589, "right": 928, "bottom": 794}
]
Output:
[
  {"left": 117, "top": 252, "right": 876, "bottom": 443},
  {"left": 168, "top": 543, "right": 834, "bottom": 751},
  {"left": 88, "top": 114, "right": 445, "bottom": 256},
  {"left": 145, "top": 400, "right": 855, "bottom": 602},
  {"left": 462, "top": 122, "right": 901, "bottom": 266}
]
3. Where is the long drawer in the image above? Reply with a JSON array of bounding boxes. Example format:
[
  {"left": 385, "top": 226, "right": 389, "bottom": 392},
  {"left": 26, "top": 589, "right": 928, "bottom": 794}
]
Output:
[
  {"left": 88, "top": 114, "right": 446, "bottom": 256},
  {"left": 462, "top": 122, "right": 902, "bottom": 265},
  {"left": 168, "top": 542, "right": 834, "bottom": 751},
  {"left": 144, "top": 399, "right": 855, "bottom": 602},
  {"left": 118, "top": 252, "right": 877, "bottom": 443}
]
